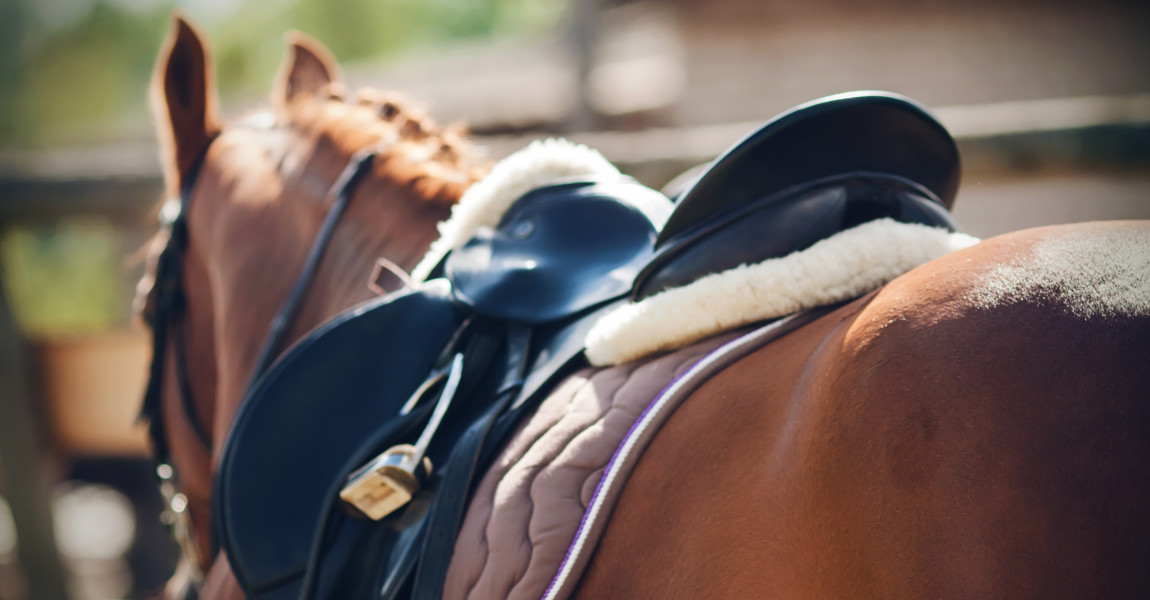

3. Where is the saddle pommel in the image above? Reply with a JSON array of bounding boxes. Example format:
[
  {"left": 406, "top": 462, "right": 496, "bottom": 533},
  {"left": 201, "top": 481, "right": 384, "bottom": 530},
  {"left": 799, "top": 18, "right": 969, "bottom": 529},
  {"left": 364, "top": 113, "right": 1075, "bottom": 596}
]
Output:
[{"left": 340, "top": 444, "right": 432, "bottom": 521}]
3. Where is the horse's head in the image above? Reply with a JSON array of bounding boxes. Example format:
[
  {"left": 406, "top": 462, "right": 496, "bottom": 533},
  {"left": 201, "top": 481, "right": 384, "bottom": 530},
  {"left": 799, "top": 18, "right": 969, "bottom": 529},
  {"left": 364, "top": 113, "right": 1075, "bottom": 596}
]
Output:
[{"left": 136, "top": 15, "right": 486, "bottom": 594}]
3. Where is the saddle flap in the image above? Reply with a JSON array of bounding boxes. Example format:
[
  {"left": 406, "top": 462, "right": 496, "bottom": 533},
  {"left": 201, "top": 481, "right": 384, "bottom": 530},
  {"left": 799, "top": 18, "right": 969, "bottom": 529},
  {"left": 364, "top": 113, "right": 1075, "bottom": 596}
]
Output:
[
  {"left": 657, "top": 91, "right": 960, "bottom": 248},
  {"left": 215, "top": 281, "right": 462, "bottom": 594},
  {"left": 446, "top": 179, "right": 670, "bottom": 324}
]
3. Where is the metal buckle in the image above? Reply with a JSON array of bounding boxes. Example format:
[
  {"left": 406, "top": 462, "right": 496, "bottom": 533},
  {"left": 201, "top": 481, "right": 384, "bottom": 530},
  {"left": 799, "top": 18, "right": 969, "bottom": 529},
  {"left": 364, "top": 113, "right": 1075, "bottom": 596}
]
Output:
[
  {"left": 340, "top": 353, "right": 464, "bottom": 520},
  {"left": 156, "top": 463, "right": 203, "bottom": 585}
]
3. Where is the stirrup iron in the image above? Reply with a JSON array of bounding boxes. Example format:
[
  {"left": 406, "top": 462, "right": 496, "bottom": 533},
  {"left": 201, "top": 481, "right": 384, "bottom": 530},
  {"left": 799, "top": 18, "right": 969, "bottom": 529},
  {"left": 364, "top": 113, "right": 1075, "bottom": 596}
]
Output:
[{"left": 340, "top": 353, "right": 464, "bottom": 520}]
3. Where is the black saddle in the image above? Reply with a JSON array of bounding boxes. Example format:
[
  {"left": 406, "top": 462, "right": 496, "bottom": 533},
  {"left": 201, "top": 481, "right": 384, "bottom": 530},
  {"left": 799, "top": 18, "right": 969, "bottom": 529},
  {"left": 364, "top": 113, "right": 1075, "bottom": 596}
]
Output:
[
  {"left": 215, "top": 91, "right": 965, "bottom": 600},
  {"left": 215, "top": 177, "right": 670, "bottom": 600},
  {"left": 637, "top": 91, "right": 960, "bottom": 299}
]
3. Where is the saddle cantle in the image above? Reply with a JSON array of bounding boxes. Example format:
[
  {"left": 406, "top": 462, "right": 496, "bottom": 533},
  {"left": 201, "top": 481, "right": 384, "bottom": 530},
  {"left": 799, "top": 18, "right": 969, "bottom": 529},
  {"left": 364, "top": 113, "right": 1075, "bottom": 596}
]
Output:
[
  {"left": 635, "top": 91, "right": 960, "bottom": 299},
  {"left": 213, "top": 176, "right": 671, "bottom": 599}
]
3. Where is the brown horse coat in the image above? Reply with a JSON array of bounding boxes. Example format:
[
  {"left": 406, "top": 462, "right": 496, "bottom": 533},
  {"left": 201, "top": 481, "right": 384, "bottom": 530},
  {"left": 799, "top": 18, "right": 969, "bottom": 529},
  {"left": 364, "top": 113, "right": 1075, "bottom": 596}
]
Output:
[{"left": 576, "top": 221, "right": 1150, "bottom": 598}]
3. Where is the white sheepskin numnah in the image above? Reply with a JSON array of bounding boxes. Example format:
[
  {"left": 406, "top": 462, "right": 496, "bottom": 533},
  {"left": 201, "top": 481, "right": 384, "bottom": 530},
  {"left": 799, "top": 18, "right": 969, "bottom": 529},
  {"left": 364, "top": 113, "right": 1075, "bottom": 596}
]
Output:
[
  {"left": 585, "top": 219, "right": 981, "bottom": 366},
  {"left": 411, "top": 138, "right": 620, "bottom": 282}
]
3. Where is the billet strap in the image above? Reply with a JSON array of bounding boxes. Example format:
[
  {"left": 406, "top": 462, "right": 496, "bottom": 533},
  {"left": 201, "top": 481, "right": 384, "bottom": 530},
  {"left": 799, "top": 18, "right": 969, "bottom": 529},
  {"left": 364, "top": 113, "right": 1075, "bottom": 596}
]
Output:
[
  {"left": 297, "top": 401, "right": 436, "bottom": 600},
  {"left": 406, "top": 300, "right": 623, "bottom": 599}
]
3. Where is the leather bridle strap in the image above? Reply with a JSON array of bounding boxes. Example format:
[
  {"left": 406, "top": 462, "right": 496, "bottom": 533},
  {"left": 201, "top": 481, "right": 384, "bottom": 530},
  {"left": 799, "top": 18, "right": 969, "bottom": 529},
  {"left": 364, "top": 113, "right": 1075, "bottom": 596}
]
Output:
[
  {"left": 144, "top": 146, "right": 380, "bottom": 460},
  {"left": 247, "top": 148, "right": 379, "bottom": 389},
  {"left": 139, "top": 145, "right": 379, "bottom": 594},
  {"left": 137, "top": 143, "right": 219, "bottom": 597},
  {"left": 140, "top": 144, "right": 216, "bottom": 460}
]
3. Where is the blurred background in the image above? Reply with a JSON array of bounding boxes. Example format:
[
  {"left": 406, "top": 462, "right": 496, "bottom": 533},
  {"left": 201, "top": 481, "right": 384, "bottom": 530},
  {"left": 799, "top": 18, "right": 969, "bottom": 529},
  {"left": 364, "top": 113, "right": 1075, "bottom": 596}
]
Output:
[{"left": 1, "top": 0, "right": 1148, "bottom": 598}]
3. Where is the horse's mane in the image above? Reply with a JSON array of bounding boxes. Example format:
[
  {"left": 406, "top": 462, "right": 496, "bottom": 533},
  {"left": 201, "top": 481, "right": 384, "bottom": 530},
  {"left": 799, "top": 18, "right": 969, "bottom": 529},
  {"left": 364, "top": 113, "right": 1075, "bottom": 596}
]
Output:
[
  {"left": 283, "top": 85, "right": 488, "bottom": 206},
  {"left": 134, "top": 87, "right": 488, "bottom": 323}
]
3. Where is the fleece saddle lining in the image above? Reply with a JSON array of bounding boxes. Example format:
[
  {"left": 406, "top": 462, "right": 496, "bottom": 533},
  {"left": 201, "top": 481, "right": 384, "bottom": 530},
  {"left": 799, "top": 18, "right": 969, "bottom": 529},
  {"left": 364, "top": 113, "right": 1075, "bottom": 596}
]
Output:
[{"left": 586, "top": 218, "right": 980, "bottom": 366}]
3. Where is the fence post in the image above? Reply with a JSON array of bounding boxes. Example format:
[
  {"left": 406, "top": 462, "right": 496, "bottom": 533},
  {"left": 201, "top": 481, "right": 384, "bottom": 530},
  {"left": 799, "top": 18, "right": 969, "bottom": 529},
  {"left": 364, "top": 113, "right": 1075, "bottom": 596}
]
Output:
[
  {"left": 568, "top": 0, "right": 602, "bottom": 133},
  {"left": 0, "top": 273, "right": 71, "bottom": 600}
]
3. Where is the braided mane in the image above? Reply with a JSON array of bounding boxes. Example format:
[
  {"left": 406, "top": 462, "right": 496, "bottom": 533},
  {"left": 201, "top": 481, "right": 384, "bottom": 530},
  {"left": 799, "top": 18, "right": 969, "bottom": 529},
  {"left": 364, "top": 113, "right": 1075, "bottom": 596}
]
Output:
[{"left": 282, "top": 84, "right": 489, "bottom": 207}]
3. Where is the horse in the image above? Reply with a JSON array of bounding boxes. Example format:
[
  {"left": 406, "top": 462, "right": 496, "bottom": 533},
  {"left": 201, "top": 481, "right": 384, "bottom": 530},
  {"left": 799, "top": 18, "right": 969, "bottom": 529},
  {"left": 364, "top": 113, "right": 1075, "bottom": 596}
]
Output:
[
  {"left": 137, "top": 17, "right": 486, "bottom": 597},
  {"left": 138, "top": 15, "right": 1150, "bottom": 600}
]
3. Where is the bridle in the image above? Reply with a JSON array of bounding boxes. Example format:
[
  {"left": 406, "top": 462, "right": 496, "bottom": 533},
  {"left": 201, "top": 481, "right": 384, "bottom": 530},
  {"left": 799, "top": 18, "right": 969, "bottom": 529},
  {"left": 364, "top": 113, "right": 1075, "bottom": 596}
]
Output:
[{"left": 139, "top": 140, "right": 382, "bottom": 591}]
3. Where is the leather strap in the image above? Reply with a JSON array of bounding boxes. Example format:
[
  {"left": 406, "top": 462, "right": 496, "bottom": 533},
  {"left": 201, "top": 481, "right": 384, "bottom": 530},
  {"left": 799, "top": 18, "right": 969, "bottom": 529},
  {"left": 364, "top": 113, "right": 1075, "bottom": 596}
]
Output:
[
  {"left": 295, "top": 318, "right": 507, "bottom": 600},
  {"left": 409, "top": 388, "right": 516, "bottom": 600},
  {"left": 377, "top": 519, "right": 427, "bottom": 600},
  {"left": 140, "top": 142, "right": 215, "bottom": 461},
  {"left": 173, "top": 313, "right": 212, "bottom": 447},
  {"left": 295, "top": 402, "right": 433, "bottom": 599},
  {"left": 248, "top": 149, "right": 378, "bottom": 388},
  {"left": 138, "top": 143, "right": 218, "bottom": 583},
  {"left": 408, "top": 325, "right": 531, "bottom": 600},
  {"left": 142, "top": 143, "right": 380, "bottom": 579}
]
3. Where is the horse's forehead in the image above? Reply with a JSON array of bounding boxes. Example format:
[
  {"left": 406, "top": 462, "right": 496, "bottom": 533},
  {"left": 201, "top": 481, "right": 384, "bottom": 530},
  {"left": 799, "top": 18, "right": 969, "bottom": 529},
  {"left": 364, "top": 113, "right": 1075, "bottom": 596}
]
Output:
[
  {"left": 207, "top": 113, "right": 312, "bottom": 195},
  {"left": 214, "top": 106, "right": 376, "bottom": 186},
  {"left": 233, "top": 111, "right": 277, "bottom": 130},
  {"left": 210, "top": 114, "right": 277, "bottom": 165}
]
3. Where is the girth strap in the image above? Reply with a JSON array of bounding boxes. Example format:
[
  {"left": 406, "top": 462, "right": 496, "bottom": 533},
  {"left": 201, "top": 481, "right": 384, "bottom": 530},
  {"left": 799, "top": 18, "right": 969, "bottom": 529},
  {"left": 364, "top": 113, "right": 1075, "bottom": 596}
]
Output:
[{"left": 409, "top": 324, "right": 532, "bottom": 600}]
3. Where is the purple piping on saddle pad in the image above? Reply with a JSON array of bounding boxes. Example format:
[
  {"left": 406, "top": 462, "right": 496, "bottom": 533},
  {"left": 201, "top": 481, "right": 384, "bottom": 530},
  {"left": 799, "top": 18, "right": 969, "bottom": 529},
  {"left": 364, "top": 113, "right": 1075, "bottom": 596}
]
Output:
[{"left": 540, "top": 308, "right": 828, "bottom": 600}]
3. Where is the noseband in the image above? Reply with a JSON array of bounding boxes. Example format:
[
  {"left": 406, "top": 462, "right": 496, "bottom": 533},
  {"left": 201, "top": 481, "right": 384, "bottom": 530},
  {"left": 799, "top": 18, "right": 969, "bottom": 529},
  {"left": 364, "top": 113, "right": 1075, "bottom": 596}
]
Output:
[{"left": 140, "top": 144, "right": 380, "bottom": 586}]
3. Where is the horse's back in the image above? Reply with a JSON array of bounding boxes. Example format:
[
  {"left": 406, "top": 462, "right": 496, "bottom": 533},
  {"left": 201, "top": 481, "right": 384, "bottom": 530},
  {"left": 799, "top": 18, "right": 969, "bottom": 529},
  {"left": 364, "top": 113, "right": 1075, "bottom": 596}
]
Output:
[{"left": 576, "top": 221, "right": 1150, "bottom": 599}]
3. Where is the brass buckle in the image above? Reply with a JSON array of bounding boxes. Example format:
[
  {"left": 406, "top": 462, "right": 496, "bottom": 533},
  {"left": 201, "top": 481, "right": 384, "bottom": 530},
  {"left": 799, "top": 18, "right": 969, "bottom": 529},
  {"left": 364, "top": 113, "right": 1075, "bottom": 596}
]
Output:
[{"left": 340, "top": 353, "right": 464, "bottom": 520}]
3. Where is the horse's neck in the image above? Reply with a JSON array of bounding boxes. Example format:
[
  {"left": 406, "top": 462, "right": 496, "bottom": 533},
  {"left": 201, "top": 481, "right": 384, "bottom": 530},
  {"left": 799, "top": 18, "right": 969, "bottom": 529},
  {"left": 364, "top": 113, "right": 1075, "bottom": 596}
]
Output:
[
  {"left": 205, "top": 177, "right": 450, "bottom": 436},
  {"left": 179, "top": 101, "right": 471, "bottom": 562}
]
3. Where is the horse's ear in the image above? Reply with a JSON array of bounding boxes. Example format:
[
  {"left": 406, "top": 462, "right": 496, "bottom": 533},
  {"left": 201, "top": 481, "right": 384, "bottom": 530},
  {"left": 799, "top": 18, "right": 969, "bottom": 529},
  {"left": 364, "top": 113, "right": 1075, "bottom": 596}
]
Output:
[
  {"left": 150, "top": 12, "right": 220, "bottom": 193},
  {"left": 274, "top": 31, "right": 343, "bottom": 110}
]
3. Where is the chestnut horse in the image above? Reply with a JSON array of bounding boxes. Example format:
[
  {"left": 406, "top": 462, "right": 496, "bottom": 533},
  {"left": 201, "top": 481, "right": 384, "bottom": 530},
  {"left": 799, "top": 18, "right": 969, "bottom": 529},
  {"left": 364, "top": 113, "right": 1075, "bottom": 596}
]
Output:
[
  {"left": 140, "top": 16, "right": 1150, "bottom": 600},
  {"left": 139, "top": 17, "right": 485, "bottom": 598}
]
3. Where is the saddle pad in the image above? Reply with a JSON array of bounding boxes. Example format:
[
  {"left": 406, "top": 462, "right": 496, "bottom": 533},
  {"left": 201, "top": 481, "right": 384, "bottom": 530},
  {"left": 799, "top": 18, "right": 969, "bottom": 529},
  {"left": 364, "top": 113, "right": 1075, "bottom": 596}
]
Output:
[{"left": 441, "top": 323, "right": 759, "bottom": 600}]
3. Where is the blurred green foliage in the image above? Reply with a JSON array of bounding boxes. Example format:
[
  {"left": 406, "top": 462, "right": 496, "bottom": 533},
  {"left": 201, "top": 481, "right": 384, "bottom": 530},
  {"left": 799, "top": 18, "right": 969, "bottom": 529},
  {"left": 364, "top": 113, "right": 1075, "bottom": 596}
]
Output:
[
  {"left": 0, "top": 220, "right": 126, "bottom": 336},
  {"left": 1, "top": 0, "right": 564, "bottom": 147}
]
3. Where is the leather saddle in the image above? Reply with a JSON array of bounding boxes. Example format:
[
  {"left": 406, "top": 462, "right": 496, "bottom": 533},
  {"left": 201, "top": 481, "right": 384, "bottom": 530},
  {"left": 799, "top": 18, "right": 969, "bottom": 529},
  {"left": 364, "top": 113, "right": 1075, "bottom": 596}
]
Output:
[
  {"left": 215, "top": 178, "right": 671, "bottom": 600},
  {"left": 214, "top": 91, "right": 963, "bottom": 600},
  {"left": 637, "top": 90, "right": 960, "bottom": 298}
]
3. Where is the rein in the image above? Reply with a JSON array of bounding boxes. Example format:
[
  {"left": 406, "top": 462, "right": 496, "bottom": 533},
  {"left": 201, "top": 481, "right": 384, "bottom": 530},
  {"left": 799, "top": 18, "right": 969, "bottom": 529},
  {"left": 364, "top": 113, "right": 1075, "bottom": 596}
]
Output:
[
  {"left": 140, "top": 144, "right": 381, "bottom": 586},
  {"left": 247, "top": 148, "right": 378, "bottom": 387}
]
